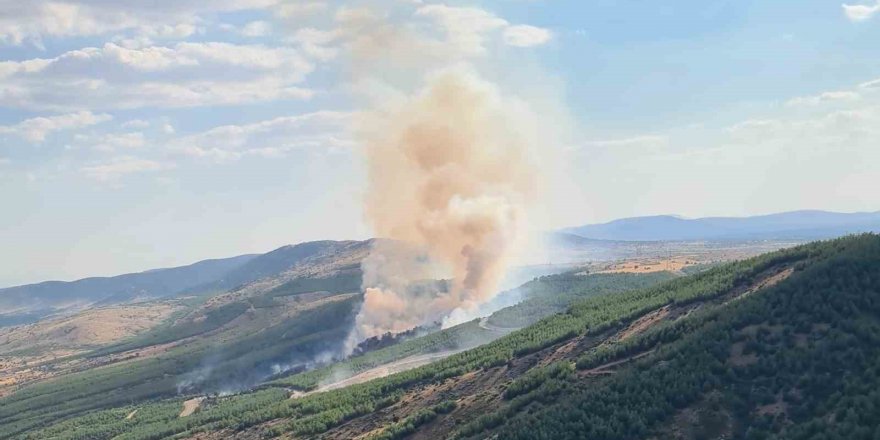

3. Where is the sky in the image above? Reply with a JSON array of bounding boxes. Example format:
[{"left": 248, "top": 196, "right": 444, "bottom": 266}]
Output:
[{"left": 1, "top": 0, "right": 879, "bottom": 286}]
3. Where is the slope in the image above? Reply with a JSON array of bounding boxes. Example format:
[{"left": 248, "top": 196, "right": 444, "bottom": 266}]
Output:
[
  {"left": 11, "top": 235, "right": 873, "bottom": 440},
  {"left": 0, "top": 254, "right": 257, "bottom": 326},
  {"left": 182, "top": 240, "right": 370, "bottom": 296},
  {"left": 0, "top": 240, "right": 374, "bottom": 330},
  {"left": 0, "top": 263, "right": 670, "bottom": 438},
  {"left": 0, "top": 241, "right": 375, "bottom": 437},
  {"left": 265, "top": 270, "right": 675, "bottom": 392},
  {"left": 482, "top": 234, "right": 880, "bottom": 440}
]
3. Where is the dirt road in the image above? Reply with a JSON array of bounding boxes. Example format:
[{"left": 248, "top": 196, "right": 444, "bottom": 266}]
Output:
[
  {"left": 477, "top": 317, "right": 520, "bottom": 334},
  {"left": 290, "top": 350, "right": 463, "bottom": 400}
]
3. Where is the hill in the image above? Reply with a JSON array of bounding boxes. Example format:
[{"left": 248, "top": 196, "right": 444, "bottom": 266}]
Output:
[
  {"left": 0, "top": 254, "right": 256, "bottom": 326},
  {"left": 6, "top": 234, "right": 878, "bottom": 439},
  {"left": 0, "top": 240, "right": 374, "bottom": 328},
  {"left": 181, "top": 240, "right": 370, "bottom": 296},
  {"left": 0, "top": 240, "right": 373, "bottom": 411},
  {"left": 0, "top": 259, "right": 670, "bottom": 437},
  {"left": 562, "top": 210, "right": 880, "bottom": 241}
]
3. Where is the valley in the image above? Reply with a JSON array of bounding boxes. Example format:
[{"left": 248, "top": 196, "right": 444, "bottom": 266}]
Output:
[
  {"left": 0, "top": 232, "right": 876, "bottom": 439},
  {"left": 2, "top": 1, "right": 877, "bottom": 438},
  {"left": 0, "top": 226, "right": 877, "bottom": 439}
]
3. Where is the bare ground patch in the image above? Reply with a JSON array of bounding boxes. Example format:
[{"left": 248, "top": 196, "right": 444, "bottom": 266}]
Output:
[
  {"left": 180, "top": 397, "right": 205, "bottom": 418},
  {"left": 598, "top": 258, "right": 698, "bottom": 274}
]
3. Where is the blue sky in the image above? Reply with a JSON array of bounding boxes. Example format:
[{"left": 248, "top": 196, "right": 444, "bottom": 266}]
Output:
[{"left": 1, "top": 0, "right": 879, "bottom": 285}]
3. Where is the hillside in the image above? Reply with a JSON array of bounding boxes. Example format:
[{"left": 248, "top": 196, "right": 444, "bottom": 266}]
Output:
[
  {"left": 563, "top": 210, "right": 880, "bottom": 241},
  {"left": 0, "top": 254, "right": 257, "bottom": 327},
  {"left": 0, "top": 240, "right": 378, "bottom": 420},
  {"left": 5, "top": 235, "right": 878, "bottom": 439},
  {"left": 182, "top": 240, "right": 370, "bottom": 296},
  {"left": 0, "top": 261, "right": 672, "bottom": 437},
  {"left": 0, "top": 240, "right": 376, "bottom": 329},
  {"left": 475, "top": 235, "right": 880, "bottom": 440},
  {"left": 0, "top": 224, "right": 802, "bottom": 330}
]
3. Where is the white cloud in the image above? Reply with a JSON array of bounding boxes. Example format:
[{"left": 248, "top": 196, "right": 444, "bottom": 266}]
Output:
[
  {"left": 80, "top": 156, "right": 174, "bottom": 181},
  {"left": 180, "top": 146, "right": 244, "bottom": 162},
  {"left": 241, "top": 20, "right": 272, "bottom": 37},
  {"left": 334, "top": 6, "right": 380, "bottom": 26},
  {"left": 503, "top": 25, "right": 553, "bottom": 47},
  {"left": 410, "top": 5, "right": 553, "bottom": 55},
  {"left": 0, "top": 0, "right": 280, "bottom": 46},
  {"left": 121, "top": 119, "right": 150, "bottom": 129},
  {"left": 860, "top": 77, "right": 880, "bottom": 89},
  {"left": 0, "top": 42, "right": 314, "bottom": 110},
  {"left": 582, "top": 135, "right": 668, "bottom": 150},
  {"left": 842, "top": 2, "right": 880, "bottom": 21},
  {"left": 416, "top": 5, "right": 508, "bottom": 55},
  {"left": 724, "top": 119, "right": 786, "bottom": 140},
  {"left": 716, "top": 102, "right": 880, "bottom": 158},
  {"left": 90, "top": 132, "right": 146, "bottom": 152},
  {"left": 289, "top": 27, "right": 340, "bottom": 61},
  {"left": 221, "top": 20, "right": 273, "bottom": 37},
  {"left": 273, "top": 2, "right": 328, "bottom": 20},
  {"left": 571, "top": 98, "right": 880, "bottom": 220},
  {"left": 277, "top": 4, "right": 552, "bottom": 67},
  {"left": 785, "top": 90, "right": 861, "bottom": 107},
  {"left": 0, "top": 110, "right": 112, "bottom": 142},
  {"left": 171, "top": 110, "right": 353, "bottom": 161},
  {"left": 141, "top": 23, "right": 201, "bottom": 39}
]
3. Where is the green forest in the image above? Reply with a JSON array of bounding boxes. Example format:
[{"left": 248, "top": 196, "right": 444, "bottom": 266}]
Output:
[
  {"left": 486, "top": 234, "right": 880, "bottom": 440},
  {"left": 0, "top": 258, "right": 671, "bottom": 439},
  {"left": 4, "top": 235, "right": 880, "bottom": 440}
]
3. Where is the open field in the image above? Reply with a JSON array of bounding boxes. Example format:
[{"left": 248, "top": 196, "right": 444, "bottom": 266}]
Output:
[
  {"left": 595, "top": 257, "right": 697, "bottom": 274},
  {"left": 0, "top": 302, "right": 181, "bottom": 354},
  {"left": 0, "top": 302, "right": 183, "bottom": 395}
]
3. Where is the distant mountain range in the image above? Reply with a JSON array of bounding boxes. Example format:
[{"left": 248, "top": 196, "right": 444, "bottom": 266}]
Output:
[
  {"left": 0, "top": 240, "right": 368, "bottom": 326},
  {"left": 4, "top": 210, "right": 878, "bottom": 326},
  {"left": 561, "top": 210, "right": 880, "bottom": 242}
]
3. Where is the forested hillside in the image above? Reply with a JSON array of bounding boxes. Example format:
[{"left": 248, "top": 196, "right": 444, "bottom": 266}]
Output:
[
  {"left": 0, "top": 241, "right": 373, "bottom": 437},
  {"left": 7, "top": 235, "right": 877, "bottom": 440},
  {"left": 477, "top": 234, "right": 880, "bottom": 439},
  {"left": 267, "top": 270, "right": 673, "bottom": 392},
  {"left": 0, "top": 267, "right": 670, "bottom": 438}
]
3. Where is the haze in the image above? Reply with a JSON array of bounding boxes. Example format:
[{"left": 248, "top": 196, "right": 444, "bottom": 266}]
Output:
[{"left": 1, "top": 0, "right": 880, "bottom": 286}]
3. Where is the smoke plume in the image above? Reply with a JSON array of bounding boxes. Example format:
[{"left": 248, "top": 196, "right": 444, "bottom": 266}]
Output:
[{"left": 346, "top": 67, "right": 540, "bottom": 351}]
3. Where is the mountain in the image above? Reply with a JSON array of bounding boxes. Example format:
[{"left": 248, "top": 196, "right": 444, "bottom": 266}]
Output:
[
  {"left": 562, "top": 209, "right": 880, "bottom": 241},
  {"left": 0, "top": 238, "right": 380, "bottom": 436},
  {"left": 0, "top": 254, "right": 256, "bottom": 322},
  {"left": 7, "top": 234, "right": 879, "bottom": 440},
  {"left": 0, "top": 240, "right": 372, "bottom": 328},
  {"left": 0, "top": 256, "right": 674, "bottom": 438},
  {"left": 184, "top": 240, "right": 370, "bottom": 295}
]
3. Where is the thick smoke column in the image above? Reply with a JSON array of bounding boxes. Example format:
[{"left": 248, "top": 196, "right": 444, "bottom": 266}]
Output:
[{"left": 347, "top": 67, "right": 539, "bottom": 351}]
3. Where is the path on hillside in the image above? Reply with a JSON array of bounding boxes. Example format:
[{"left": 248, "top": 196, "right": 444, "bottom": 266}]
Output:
[
  {"left": 319, "top": 350, "right": 463, "bottom": 392},
  {"left": 580, "top": 350, "right": 656, "bottom": 376},
  {"left": 478, "top": 317, "right": 521, "bottom": 334},
  {"left": 290, "top": 350, "right": 463, "bottom": 400}
]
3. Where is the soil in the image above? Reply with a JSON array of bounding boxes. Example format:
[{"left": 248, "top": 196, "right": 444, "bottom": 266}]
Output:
[
  {"left": 598, "top": 258, "right": 697, "bottom": 274},
  {"left": 180, "top": 397, "right": 205, "bottom": 417}
]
